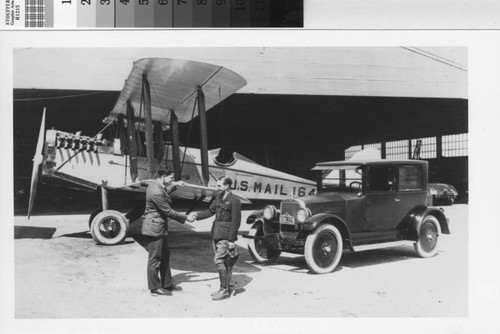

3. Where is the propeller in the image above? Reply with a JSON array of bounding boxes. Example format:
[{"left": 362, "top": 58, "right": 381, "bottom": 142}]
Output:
[{"left": 27, "top": 108, "right": 46, "bottom": 219}]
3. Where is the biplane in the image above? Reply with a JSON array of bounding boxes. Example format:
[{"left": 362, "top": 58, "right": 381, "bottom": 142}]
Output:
[{"left": 28, "top": 58, "right": 316, "bottom": 245}]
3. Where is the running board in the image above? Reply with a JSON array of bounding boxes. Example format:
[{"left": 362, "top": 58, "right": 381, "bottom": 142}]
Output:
[{"left": 352, "top": 240, "right": 414, "bottom": 252}]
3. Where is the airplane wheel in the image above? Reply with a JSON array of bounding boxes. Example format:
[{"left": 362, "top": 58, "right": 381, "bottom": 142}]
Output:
[
  {"left": 88, "top": 208, "right": 103, "bottom": 229},
  {"left": 90, "top": 210, "right": 129, "bottom": 246}
]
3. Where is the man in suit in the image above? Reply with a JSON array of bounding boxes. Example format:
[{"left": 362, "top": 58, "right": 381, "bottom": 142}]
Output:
[
  {"left": 142, "top": 168, "right": 195, "bottom": 296},
  {"left": 194, "top": 176, "right": 241, "bottom": 301}
]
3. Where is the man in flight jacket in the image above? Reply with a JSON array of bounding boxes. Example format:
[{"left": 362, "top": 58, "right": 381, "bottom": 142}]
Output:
[{"left": 194, "top": 176, "right": 241, "bottom": 301}]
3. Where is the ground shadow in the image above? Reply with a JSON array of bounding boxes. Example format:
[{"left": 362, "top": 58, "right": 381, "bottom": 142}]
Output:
[
  {"left": 340, "top": 246, "right": 417, "bottom": 269},
  {"left": 172, "top": 271, "right": 218, "bottom": 285},
  {"left": 58, "top": 231, "right": 92, "bottom": 239},
  {"left": 132, "top": 230, "right": 259, "bottom": 297},
  {"left": 231, "top": 274, "right": 253, "bottom": 296},
  {"left": 56, "top": 231, "right": 136, "bottom": 245},
  {"left": 244, "top": 245, "right": 420, "bottom": 274},
  {"left": 266, "top": 256, "right": 315, "bottom": 273},
  {"left": 170, "top": 271, "right": 253, "bottom": 296},
  {"left": 14, "top": 226, "right": 56, "bottom": 239},
  {"left": 132, "top": 231, "right": 263, "bottom": 275}
]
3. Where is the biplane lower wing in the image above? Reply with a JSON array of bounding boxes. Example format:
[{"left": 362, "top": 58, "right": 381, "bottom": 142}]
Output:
[{"left": 108, "top": 180, "right": 252, "bottom": 204}]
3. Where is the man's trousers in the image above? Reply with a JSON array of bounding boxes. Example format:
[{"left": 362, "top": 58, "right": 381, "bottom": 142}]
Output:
[{"left": 145, "top": 235, "right": 173, "bottom": 290}]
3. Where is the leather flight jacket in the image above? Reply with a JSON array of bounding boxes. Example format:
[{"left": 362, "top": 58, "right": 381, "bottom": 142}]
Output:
[{"left": 197, "top": 191, "right": 242, "bottom": 242}]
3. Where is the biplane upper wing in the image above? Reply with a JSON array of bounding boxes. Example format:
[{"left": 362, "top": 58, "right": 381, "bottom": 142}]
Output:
[
  {"left": 108, "top": 180, "right": 252, "bottom": 204},
  {"left": 104, "top": 58, "right": 247, "bottom": 125}
]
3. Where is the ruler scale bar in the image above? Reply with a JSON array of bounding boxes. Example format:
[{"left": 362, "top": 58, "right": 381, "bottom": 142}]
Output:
[{"left": 2, "top": 0, "right": 303, "bottom": 28}]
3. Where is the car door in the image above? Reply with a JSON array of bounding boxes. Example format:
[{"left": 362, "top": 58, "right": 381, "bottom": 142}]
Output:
[
  {"left": 363, "top": 165, "right": 400, "bottom": 231},
  {"left": 391, "top": 165, "right": 427, "bottom": 222},
  {"left": 364, "top": 164, "right": 426, "bottom": 231}
]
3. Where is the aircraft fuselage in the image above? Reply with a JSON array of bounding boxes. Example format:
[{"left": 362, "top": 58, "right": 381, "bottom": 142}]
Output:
[{"left": 41, "top": 129, "right": 316, "bottom": 201}]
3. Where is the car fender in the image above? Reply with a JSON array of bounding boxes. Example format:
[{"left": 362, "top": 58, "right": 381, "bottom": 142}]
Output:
[
  {"left": 405, "top": 206, "right": 450, "bottom": 241},
  {"left": 246, "top": 209, "right": 265, "bottom": 225},
  {"left": 303, "top": 213, "right": 354, "bottom": 251}
]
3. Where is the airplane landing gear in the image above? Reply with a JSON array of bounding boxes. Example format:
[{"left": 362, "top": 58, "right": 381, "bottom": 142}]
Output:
[
  {"left": 89, "top": 186, "right": 129, "bottom": 245},
  {"left": 88, "top": 208, "right": 103, "bottom": 229},
  {"left": 90, "top": 210, "right": 129, "bottom": 245},
  {"left": 88, "top": 186, "right": 145, "bottom": 245}
]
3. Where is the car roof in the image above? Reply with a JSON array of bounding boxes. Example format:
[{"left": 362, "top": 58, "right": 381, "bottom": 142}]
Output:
[
  {"left": 428, "top": 183, "right": 455, "bottom": 188},
  {"left": 312, "top": 159, "right": 427, "bottom": 170}
]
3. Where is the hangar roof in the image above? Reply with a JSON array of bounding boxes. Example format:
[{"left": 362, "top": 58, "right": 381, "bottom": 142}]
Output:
[{"left": 13, "top": 47, "right": 467, "bottom": 99}]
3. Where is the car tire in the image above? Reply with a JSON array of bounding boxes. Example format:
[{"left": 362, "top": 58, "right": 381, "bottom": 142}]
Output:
[
  {"left": 90, "top": 210, "right": 129, "bottom": 245},
  {"left": 304, "top": 224, "right": 343, "bottom": 274},
  {"left": 414, "top": 215, "right": 441, "bottom": 258},
  {"left": 247, "top": 223, "right": 281, "bottom": 264}
]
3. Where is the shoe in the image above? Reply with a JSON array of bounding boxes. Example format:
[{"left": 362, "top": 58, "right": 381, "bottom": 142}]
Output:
[
  {"left": 150, "top": 288, "right": 172, "bottom": 296},
  {"left": 211, "top": 288, "right": 230, "bottom": 301},
  {"left": 211, "top": 286, "right": 233, "bottom": 298},
  {"left": 211, "top": 288, "right": 223, "bottom": 297},
  {"left": 165, "top": 285, "right": 183, "bottom": 292}
]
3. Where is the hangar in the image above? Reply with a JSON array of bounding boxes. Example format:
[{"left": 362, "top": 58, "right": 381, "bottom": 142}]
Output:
[{"left": 13, "top": 47, "right": 467, "bottom": 213}]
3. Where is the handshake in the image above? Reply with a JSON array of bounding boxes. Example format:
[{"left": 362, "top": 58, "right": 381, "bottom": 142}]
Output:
[{"left": 186, "top": 212, "right": 198, "bottom": 223}]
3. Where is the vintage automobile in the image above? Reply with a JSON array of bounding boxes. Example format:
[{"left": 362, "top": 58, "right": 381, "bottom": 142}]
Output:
[
  {"left": 244, "top": 159, "right": 450, "bottom": 274},
  {"left": 428, "top": 183, "right": 458, "bottom": 205}
]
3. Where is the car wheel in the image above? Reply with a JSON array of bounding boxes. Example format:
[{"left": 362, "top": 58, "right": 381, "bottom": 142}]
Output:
[
  {"left": 90, "top": 210, "right": 129, "bottom": 245},
  {"left": 247, "top": 223, "right": 281, "bottom": 264},
  {"left": 414, "top": 215, "right": 441, "bottom": 258},
  {"left": 304, "top": 224, "right": 343, "bottom": 274}
]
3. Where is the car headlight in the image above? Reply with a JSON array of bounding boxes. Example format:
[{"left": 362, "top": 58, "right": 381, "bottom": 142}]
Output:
[
  {"left": 429, "top": 188, "right": 437, "bottom": 195},
  {"left": 263, "top": 205, "right": 277, "bottom": 220},
  {"left": 296, "top": 208, "right": 310, "bottom": 223}
]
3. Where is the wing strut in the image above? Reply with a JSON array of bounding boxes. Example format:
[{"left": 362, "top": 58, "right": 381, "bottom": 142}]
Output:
[
  {"left": 197, "top": 86, "right": 209, "bottom": 186},
  {"left": 170, "top": 110, "right": 182, "bottom": 180},
  {"left": 154, "top": 122, "right": 164, "bottom": 163},
  {"left": 142, "top": 74, "right": 156, "bottom": 179},
  {"left": 126, "top": 101, "right": 139, "bottom": 182}
]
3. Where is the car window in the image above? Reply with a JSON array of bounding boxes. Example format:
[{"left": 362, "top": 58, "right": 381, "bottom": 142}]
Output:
[
  {"left": 321, "top": 168, "right": 362, "bottom": 191},
  {"left": 368, "top": 166, "right": 396, "bottom": 192},
  {"left": 398, "top": 165, "right": 421, "bottom": 191}
]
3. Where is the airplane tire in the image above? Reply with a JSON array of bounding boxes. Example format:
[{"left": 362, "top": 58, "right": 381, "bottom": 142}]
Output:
[
  {"left": 88, "top": 208, "right": 103, "bottom": 229},
  {"left": 90, "top": 210, "right": 129, "bottom": 246}
]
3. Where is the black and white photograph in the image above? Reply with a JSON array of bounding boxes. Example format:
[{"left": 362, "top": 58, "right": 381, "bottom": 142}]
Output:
[
  {"left": 0, "top": 30, "right": 499, "bottom": 334},
  {"left": 10, "top": 46, "right": 468, "bottom": 316}
]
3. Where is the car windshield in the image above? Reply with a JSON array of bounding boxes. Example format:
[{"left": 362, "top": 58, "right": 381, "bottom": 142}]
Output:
[{"left": 319, "top": 166, "right": 363, "bottom": 192}]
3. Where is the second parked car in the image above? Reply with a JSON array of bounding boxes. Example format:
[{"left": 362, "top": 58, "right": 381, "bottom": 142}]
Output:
[{"left": 428, "top": 183, "right": 458, "bottom": 205}]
